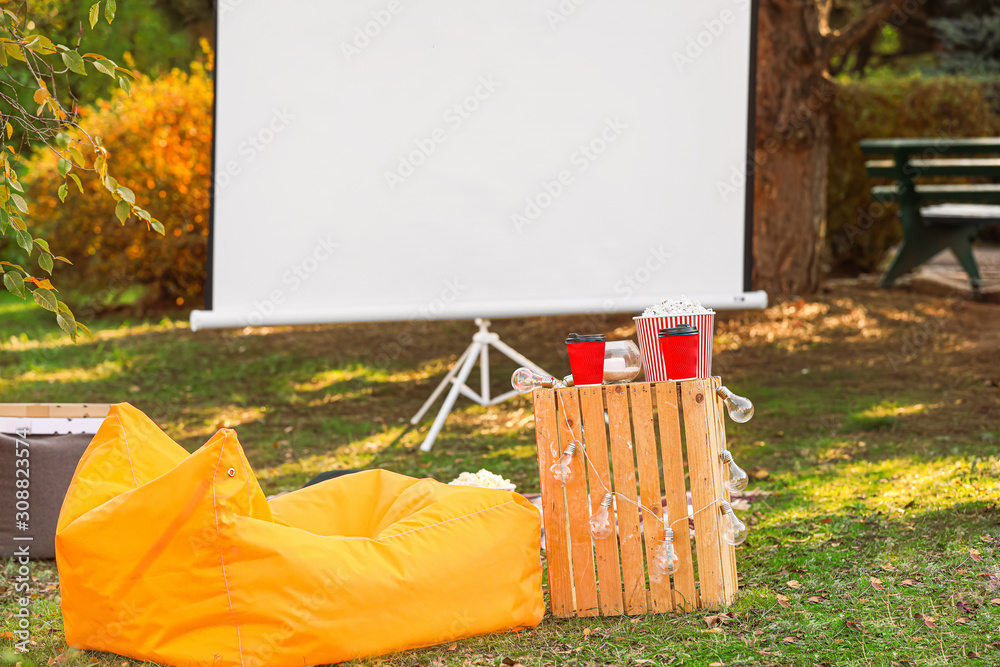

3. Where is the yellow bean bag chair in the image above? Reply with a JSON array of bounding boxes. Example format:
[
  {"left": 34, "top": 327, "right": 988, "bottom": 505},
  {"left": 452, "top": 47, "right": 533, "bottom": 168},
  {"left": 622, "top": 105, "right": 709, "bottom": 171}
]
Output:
[{"left": 56, "top": 404, "right": 543, "bottom": 666}]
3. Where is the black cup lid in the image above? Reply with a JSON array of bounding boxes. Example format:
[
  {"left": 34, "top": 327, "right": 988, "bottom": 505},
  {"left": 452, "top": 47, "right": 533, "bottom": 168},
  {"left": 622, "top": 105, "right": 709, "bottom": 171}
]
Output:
[
  {"left": 566, "top": 333, "right": 606, "bottom": 343},
  {"left": 658, "top": 324, "right": 698, "bottom": 337}
]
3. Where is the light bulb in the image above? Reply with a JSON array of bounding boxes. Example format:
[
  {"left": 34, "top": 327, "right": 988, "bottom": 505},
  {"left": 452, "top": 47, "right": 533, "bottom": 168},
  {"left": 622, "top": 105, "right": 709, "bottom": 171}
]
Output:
[
  {"left": 650, "top": 523, "right": 680, "bottom": 583},
  {"left": 589, "top": 493, "right": 614, "bottom": 540},
  {"left": 549, "top": 441, "right": 576, "bottom": 487},
  {"left": 511, "top": 368, "right": 565, "bottom": 394},
  {"left": 717, "top": 386, "right": 754, "bottom": 423},
  {"left": 721, "top": 450, "right": 749, "bottom": 493},
  {"left": 720, "top": 501, "right": 748, "bottom": 546}
]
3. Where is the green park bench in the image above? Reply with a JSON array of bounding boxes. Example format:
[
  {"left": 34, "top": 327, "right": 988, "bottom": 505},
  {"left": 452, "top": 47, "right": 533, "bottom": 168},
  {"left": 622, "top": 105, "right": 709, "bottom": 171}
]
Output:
[{"left": 860, "top": 137, "right": 1000, "bottom": 289}]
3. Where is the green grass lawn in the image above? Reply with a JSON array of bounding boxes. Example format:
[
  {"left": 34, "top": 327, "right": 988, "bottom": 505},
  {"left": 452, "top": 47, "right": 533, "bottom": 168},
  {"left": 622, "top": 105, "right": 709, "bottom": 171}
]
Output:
[{"left": 2, "top": 285, "right": 1000, "bottom": 666}]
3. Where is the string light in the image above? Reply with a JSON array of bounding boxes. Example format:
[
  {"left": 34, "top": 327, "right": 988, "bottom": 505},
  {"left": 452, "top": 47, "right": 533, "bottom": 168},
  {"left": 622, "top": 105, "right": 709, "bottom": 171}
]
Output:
[
  {"left": 717, "top": 386, "right": 754, "bottom": 423},
  {"left": 721, "top": 450, "right": 749, "bottom": 493},
  {"left": 719, "top": 501, "right": 748, "bottom": 546},
  {"left": 649, "top": 517, "right": 680, "bottom": 583},
  {"left": 511, "top": 368, "right": 563, "bottom": 393},
  {"left": 551, "top": 391, "right": 750, "bottom": 552},
  {"left": 588, "top": 493, "right": 614, "bottom": 540},
  {"left": 549, "top": 441, "right": 577, "bottom": 487}
]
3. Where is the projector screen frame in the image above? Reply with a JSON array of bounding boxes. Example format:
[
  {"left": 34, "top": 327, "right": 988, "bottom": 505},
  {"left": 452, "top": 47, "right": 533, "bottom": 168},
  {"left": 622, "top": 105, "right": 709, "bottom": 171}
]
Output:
[{"left": 197, "top": 0, "right": 763, "bottom": 325}]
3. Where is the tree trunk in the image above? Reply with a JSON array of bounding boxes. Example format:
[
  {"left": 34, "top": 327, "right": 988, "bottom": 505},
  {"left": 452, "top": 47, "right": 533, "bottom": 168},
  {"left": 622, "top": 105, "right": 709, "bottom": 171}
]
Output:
[{"left": 752, "top": 0, "right": 834, "bottom": 296}]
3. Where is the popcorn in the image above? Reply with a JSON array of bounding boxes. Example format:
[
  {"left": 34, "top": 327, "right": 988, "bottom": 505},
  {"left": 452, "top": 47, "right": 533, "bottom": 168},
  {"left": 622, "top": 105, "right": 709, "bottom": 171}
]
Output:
[
  {"left": 642, "top": 296, "right": 714, "bottom": 317},
  {"left": 449, "top": 469, "right": 515, "bottom": 491}
]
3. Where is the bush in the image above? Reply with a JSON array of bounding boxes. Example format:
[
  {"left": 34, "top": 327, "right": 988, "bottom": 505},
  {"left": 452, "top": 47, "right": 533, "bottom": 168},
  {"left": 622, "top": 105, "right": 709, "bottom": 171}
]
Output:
[
  {"left": 23, "top": 55, "right": 213, "bottom": 312},
  {"left": 827, "top": 75, "right": 1000, "bottom": 272}
]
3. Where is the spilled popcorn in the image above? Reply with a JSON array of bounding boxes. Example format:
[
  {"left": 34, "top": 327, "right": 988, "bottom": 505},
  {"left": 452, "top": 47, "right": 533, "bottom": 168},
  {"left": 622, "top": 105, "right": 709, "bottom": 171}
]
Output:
[{"left": 449, "top": 469, "right": 515, "bottom": 491}]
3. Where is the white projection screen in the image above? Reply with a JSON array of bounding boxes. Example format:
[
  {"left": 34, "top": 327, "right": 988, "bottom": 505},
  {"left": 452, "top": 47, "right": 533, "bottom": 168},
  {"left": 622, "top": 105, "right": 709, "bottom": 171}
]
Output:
[{"left": 190, "top": 0, "right": 765, "bottom": 331}]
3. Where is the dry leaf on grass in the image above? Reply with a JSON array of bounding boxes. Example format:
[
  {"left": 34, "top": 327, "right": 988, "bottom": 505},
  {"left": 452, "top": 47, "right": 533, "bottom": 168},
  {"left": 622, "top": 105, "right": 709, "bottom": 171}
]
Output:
[
  {"left": 845, "top": 620, "right": 862, "bottom": 631},
  {"left": 776, "top": 594, "right": 791, "bottom": 608},
  {"left": 917, "top": 614, "right": 939, "bottom": 629},
  {"left": 882, "top": 563, "right": 897, "bottom": 571},
  {"left": 900, "top": 578, "right": 919, "bottom": 586},
  {"left": 446, "top": 643, "right": 457, "bottom": 651},
  {"left": 582, "top": 628, "right": 591, "bottom": 637},
  {"left": 807, "top": 595, "right": 825, "bottom": 603},
  {"left": 970, "top": 549, "right": 984, "bottom": 562},
  {"left": 956, "top": 617, "right": 972, "bottom": 625},
  {"left": 787, "top": 580, "right": 802, "bottom": 589},
  {"left": 870, "top": 577, "right": 885, "bottom": 590},
  {"left": 990, "top": 598, "right": 1000, "bottom": 606},
  {"left": 782, "top": 636, "right": 799, "bottom": 644},
  {"left": 702, "top": 628, "right": 723, "bottom": 634}
]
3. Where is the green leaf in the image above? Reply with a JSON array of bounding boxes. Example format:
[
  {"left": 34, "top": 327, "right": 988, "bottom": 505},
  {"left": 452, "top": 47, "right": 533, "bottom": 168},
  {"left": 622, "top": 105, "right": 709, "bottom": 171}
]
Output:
[
  {"left": 15, "top": 229, "right": 31, "bottom": 253},
  {"left": 68, "top": 173, "right": 84, "bottom": 193},
  {"left": 134, "top": 207, "right": 151, "bottom": 222},
  {"left": 67, "top": 146, "right": 86, "bottom": 167},
  {"left": 56, "top": 312, "right": 77, "bottom": 339},
  {"left": 10, "top": 193, "right": 26, "bottom": 213},
  {"left": 3, "top": 270, "right": 24, "bottom": 298},
  {"left": 118, "top": 75, "right": 131, "bottom": 96},
  {"left": 7, "top": 177, "right": 22, "bottom": 192},
  {"left": 117, "top": 186, "right": 135, "bottom": 204},
  {"left": 0, "top": 207, "right": 7, "bottom": 234},
  {"left": 115, "top": 199, "right": 130, "bottom": 223},
  {"left": 150, "top": 219, "right": 165, "bottom": 235},
  {"left": 105, "top": 0, "right": 116, "bottom": 23},
  {"left": 38, "top": 253, "right": 53, "bottom": 274},
  {"left": 60, "top": 50, "right": 87, "bottom": 76},
  {"left": 54, "top": 256, "right": 72, "bottom": 265},
  {"left": 57, "top": 157, "right": 71, "bottom": 177},
  {"left": 103, "top": 174, "right": 118, "bottom": 193},
  {"left": 32, "top": 287, "right": 58, "bottom": 312},
  {"left": 92, "top": 59, "right": 116, "bottom": 77},
  {"left": 33, "top": 238, "right": 50, "bottom": 253},
  {"left": 76, "top": 321, "right": 93, "bottom": 339},
  {"left": 58, "top": 183, "right": 68, "bottom": 202},
  {"left": 89, "top": 2, "right": 100, "bottom": 28}
]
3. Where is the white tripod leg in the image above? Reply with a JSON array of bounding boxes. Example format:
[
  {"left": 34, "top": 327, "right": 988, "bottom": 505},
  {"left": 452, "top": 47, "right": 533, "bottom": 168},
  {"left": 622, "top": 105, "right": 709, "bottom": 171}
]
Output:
[
  {"left": 409, "top": 344, "right": 473, "bottom": 426},
  {"left": 419, "top": 341, "right": 482, "bottom": 452}
]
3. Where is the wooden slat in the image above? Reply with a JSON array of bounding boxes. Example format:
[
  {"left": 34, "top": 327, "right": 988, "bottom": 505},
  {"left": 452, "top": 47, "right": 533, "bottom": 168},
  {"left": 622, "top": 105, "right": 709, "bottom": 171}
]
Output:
[
  {"left": 864, "top": 158, "right": 1000, "bottom": 179},
  {"left": 682, "top": 378, "right": 728, "bottom": 609},
  {"left": 578, "top": 386, "right": 624, "bottom": 616},
  {"left": 871, "top": 183, "right": 1000, "bottom": 204},
  {"left": 654, "top": 382, "right": 698, "bottom": 611},
  {"left": 0, "top": 403, "right": 113, "bottom": 418},
  {"left": 555, "top": 387, "right": 599, "bottom": 617},
  {"left": 709, "top": 378, "right": 738, "bottom": 602},
  {"left": 629, "top": 383, "right": 672, "bottom": 612},
  {"left": 532, "top": 388, "right": 573, "bottom": 617},
  {"left": 606, "top": 385, "right": 647, "bottom": 614}
]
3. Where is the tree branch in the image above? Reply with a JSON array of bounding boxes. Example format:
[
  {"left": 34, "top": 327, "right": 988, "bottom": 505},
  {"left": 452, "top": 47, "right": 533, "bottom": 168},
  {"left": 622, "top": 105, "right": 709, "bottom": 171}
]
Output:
[{"left": 823, "top": 0, "right": 898, "bottom": 61}]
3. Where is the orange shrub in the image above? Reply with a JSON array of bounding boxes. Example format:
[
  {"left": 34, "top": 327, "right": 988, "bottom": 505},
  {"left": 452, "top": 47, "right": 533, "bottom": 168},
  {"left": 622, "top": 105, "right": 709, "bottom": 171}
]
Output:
[{"left": 24, "top": 59, "right": 213, "bottom": 311}]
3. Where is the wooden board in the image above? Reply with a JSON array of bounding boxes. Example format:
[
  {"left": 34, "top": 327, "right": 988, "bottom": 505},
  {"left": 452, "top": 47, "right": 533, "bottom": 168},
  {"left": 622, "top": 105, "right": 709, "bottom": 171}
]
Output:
[
  {"left": 0, "top": 403, "right": 113, "bottom": 418},
  {"left": 681, "top": 378, "right": 728, "bottom": 608},
  {"left": 629, "top": 383, "right": 672, "bottom": 612},
  {"left": 578, "top": 386, "right": 624, "bottom": 615},
  {"left": 555, "top": 388, "right": 599, "bottom": 616},
  {"left": 606, "top": 385, "right": 647, "bottom": 614},
  {"left": 711, "top": 377, "right": 739, "bottom": 590},
  {"left": 532, "top": 388, "right": 573, "bottom": 616},
  {"left": 654, "top": 382, "right": 698, "bottom": 611}
]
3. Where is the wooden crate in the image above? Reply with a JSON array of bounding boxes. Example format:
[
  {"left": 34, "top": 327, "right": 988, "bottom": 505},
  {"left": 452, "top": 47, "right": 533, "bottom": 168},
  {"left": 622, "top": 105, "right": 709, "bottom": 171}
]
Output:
[{"left": 532, "top": 377, "right": 738, "bottom": 617}]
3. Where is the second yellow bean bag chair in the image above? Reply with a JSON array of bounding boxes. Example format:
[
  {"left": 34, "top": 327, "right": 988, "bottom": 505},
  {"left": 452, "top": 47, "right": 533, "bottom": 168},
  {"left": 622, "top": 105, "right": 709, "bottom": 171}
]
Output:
[{"left": 56, "top": 404, "right": 543, "bottom": 666}]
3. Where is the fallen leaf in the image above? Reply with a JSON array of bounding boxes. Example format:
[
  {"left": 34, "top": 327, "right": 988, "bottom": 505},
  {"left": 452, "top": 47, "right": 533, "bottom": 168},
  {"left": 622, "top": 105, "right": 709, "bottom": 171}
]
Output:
[
  {"left": 787, "top": 580, "right": 802, "bottom": 589},
  {"left": 956, "top": 617, "right": 972, "bottom": 625},
  {"left": 446, "top": 643, "right": 457, "bottom": 651},
  {"left": 709, "top": 663, "right": 724, "bottom": 667},
  {"left": 970, "top": 549, "right": 984, "bottom": 562},
  {"left": 583, "top": 628, "right": 592, "bottom": 637},
  {"left": 921, "top": 615, "right": 938, "bottom": 629},
  {"left": 968, "top": 651, "right": 981, "bottom": 658},
  {"left": 870, "top": 577, "right": 885, "bottom": 590},
  {"left": 501, "top": 659, "right": 516, "bottom": 666},
  {"left": 990, "top": 598, "right": 1000, "bottom": 606},
  {"left": 982, "top": 534, "right": 994, "bottom": 543},
  {"left": 901, "top": 578, "right": 919, "bottom": 586},
  {"left": 845, "top": 620, "right": 862, "bottom": 631},
  {"left": 702, "top": 627, "right": 723, "bottom": 634},
  {"left": 882, "top": 563, "right": 897, "bottom": 571},
  {"left": 782, "top": 636, "right": 799, "bottom": 644},
  {"left": 776, "top": 594, "right": 791, "bottom": 608},
  {"left": 807, "top": 595, "right": 824, "bottom": 603},
  {"left": 704, "top": 615, "right": 720, "bottom": 628}
]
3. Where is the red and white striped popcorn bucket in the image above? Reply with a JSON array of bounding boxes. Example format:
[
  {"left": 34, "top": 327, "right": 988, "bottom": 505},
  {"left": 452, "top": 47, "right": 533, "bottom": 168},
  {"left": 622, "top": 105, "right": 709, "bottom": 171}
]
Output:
[{"left": 633, "top": 313, "right": 715, "bottom": 382}]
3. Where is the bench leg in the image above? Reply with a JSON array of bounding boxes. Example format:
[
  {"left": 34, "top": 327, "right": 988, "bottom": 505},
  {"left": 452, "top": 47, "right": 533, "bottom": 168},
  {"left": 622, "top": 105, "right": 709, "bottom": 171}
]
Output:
[
  {"left": 880, "top": 237, "right": 945, "bottom": 287},
  {"left": 949, "top": 233, "right": 983, "bottom": 290}
]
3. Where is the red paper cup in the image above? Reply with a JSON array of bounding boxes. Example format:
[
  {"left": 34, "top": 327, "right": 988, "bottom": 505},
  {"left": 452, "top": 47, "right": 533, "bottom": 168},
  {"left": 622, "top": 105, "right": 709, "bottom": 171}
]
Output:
[
  {"left": 658, "top": 325, "right": 699, "bottom": 380},
  {"left": 634, "top": 313, "right": 714, "bottom": 382},
  {"left": 566, "top": 335, "right": 606, "bottom": 386}
]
